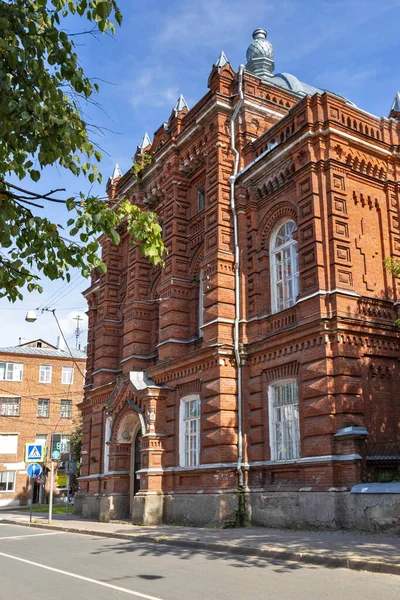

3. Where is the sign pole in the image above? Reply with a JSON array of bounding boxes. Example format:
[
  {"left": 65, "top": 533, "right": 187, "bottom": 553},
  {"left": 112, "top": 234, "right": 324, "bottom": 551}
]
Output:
[
  {"left": 49, "top": 460, "right": 54, "bottom": 524},
  {"left": 66, "top": 451, "right": 71, "bottom": 517},
  {"left": 29, "top": 479, "right": 34, "bottom": 524}
]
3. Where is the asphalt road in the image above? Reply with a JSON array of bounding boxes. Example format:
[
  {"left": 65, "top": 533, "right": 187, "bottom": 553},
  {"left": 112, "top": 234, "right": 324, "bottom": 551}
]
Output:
[{"left": 0, "top": 523, "right": 398, "bottom": 600}]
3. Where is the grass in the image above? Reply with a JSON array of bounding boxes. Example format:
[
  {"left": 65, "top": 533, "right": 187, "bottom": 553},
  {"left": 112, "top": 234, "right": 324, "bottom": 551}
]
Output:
[{"left": 9, "top": 504, "right": 69, "bottom": 514}]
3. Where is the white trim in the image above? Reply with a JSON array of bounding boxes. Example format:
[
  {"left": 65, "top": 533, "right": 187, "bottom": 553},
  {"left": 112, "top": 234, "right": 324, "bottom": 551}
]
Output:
[
  {"left": 329, "top": 127, "right": 390, "bottom": 155},
  {"left": 91, "top": 368, "right": 122, "bottom": 376},
  {"left": 78, "top": 470, "right": 130, "bottom": 480},
  {"left": 200, "top": 317, "right": 235, "bottom": 329},
  {"left": 238, "top": 125, "right": 391, "bottom": 183},
  {"left": 120, "top": 353, "right": 157, "bottom": 364},
  {"left": 243, "top": 99, "right": 286, "bottom": 119},
  {"left": 156, "top": 337, "right": 198, "bottom": 347}
]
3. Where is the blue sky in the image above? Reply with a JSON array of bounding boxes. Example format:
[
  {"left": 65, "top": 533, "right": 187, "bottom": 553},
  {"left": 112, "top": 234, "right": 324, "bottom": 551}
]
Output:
[{"left": 1, "top": 0, "right": 400, "bottom": 347}]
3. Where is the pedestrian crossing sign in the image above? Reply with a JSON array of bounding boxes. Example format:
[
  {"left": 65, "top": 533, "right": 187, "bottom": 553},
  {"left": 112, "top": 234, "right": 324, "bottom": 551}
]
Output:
[{"left": 25, "top": 443, "right": 45, "bottom": 463}]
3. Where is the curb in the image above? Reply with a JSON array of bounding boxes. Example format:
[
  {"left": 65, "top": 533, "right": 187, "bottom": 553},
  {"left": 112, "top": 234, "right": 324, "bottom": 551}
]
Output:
[{"left": 1, "top": 518, "right": 399, "bottom": 576}]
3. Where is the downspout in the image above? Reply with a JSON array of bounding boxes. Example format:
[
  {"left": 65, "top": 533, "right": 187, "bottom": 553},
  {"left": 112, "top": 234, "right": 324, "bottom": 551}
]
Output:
[{"left": 229, "top": 64, "right": 245, "bottom": 488}]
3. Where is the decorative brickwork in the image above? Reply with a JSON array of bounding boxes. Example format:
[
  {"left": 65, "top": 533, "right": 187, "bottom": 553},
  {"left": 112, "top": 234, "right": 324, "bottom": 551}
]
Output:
[{"left": 79, "top": 32, "right": 400, "bottom": 525}]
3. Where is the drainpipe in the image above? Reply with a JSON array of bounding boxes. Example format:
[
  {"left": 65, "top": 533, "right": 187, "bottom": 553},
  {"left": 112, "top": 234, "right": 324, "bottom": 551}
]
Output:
[{"left": 229, "top": 64, "right": 245, "bottom": 488}]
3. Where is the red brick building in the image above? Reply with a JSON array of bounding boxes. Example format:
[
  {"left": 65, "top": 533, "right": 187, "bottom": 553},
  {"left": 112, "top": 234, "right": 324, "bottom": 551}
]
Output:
[
  {"left": 0, "top": 339, "right": 85, "bottom": 506},
  {"left": 77, "top": 29, "right": 400, "bottom": 528}
]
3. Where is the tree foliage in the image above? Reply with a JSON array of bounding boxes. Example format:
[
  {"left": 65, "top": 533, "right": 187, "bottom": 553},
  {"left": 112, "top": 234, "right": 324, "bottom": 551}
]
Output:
[{"left": 0, "top": 0, "right": 164, "bottom": 301}]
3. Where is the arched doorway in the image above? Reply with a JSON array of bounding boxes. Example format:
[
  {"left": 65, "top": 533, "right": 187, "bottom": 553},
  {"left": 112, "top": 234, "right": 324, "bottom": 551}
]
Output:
[{"left": 114, "top": 409, "right": 143, "bottom": 516}]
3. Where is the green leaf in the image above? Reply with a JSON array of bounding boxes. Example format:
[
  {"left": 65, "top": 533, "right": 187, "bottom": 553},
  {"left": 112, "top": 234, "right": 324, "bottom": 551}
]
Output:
[{"left": 30, "top": 170, "right": 40, "bottom": 182}]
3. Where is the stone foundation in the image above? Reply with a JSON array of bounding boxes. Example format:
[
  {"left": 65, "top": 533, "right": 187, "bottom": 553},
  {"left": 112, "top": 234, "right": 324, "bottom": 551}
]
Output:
[
  {"left": 79, "top": 490, "right": 400, "bottom": 533},
  {"left": 74, "top": 492, "right": 129, "bottom": 521}
]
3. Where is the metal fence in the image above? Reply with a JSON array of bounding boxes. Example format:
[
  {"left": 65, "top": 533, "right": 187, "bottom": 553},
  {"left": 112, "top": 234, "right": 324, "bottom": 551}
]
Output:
[{"left": 360, "top": 440, "right": 400, "bottom": 483}]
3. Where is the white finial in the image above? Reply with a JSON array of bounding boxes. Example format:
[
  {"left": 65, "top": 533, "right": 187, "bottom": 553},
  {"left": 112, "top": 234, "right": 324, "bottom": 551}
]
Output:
[
  {"left": 215, "top": 50, "right": 229, "bottom": 70},
  {"left": 391, "top": 91, "right": 400, "bottom": 113},
  {"left": 174, "top": 94, "right": 189, "bottom": 115},
  {"left": 111, "top": 163, "right": 122, "bottom": 182},
  {"left": 139, "top": 132, "right": 152, "bottom": 152}
]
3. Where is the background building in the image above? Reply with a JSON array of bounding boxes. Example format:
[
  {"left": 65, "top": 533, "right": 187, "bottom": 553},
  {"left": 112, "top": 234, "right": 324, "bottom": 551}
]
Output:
[
  {"left": 0, "top": 339, "right": 86, "bottom": 506},
  {"left": 77, "top": 28, "right": 400, "bottom": 529}
]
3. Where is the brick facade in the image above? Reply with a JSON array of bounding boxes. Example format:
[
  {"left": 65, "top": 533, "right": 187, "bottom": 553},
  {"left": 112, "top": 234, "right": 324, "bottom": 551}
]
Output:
[
  {"left": 78, "top": 30, "right": 400, "bottom": 525},
  {"left": 0, "top": 340, "right": 85, "bottom": 507}
]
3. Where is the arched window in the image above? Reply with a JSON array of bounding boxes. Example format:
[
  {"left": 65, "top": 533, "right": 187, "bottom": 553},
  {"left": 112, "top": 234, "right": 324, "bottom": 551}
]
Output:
[{"left": 270, "top": 220, "right": 299, "bottom": 313}]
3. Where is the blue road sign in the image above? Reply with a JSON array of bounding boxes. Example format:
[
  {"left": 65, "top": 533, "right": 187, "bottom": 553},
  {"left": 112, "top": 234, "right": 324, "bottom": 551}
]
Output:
[
  {"left": 26, "top": 463, "right": 42, "bottom": 478},
  {"left": 25, "top": 444, "right": 45, "bottom": 462}
]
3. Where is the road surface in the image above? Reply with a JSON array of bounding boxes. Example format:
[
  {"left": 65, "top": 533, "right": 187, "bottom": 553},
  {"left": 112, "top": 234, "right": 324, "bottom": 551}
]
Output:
[{"left": 0, "top": 523, "right": 398, "bottom": 599}]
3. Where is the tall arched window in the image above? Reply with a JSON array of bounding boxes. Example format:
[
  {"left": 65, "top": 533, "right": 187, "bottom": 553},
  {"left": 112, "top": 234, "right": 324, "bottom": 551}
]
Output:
[{"left": 271, "top": 220, "right": 299, "bottom": 313}]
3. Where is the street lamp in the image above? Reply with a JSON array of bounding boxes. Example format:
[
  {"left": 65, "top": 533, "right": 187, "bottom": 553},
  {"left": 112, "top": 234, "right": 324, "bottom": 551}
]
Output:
[{"left": 25, "top": 310, "right": 38, "bottom": 323}]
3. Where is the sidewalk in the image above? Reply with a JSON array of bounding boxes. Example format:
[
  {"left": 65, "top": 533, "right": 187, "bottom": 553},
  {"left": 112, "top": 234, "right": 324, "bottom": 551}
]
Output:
[{"left": 1, "top": 510, "right": 399, "bottom": 575}]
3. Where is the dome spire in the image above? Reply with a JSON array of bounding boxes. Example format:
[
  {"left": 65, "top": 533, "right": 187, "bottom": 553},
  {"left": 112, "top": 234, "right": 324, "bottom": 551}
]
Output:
[
  {"left": 389, "top": 91, "right": 400, "bottom": 119},
  {"left": 245, "top": 28, "right": 275, "bottom": 78}
]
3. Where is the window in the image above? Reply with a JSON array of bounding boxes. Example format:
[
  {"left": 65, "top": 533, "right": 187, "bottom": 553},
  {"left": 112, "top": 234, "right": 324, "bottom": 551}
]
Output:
[
  {"left": 35, "top": 434, "right": 47, "bottom": 446},
  {"left": 269, "top": 381, "right": 300, "bottom": 461},
  {"left": 197, "top": 187, "right": 205, "bottom": 212},
  {"left": 37, "top": 399, "right": 49, "bottom": 418},
  {"left": 39, "top": 365, "right": 52, "bottom": 384},
  {"left": 62, "top": 366, "right": 74, "bottom": 385},
  {"left": 271, "top": 220, "right": 299, "bottom": 313},
  {"left": 180, "top": 396, "right": 200, "bottom": 467},
  {"left": 0, "top": 362, "right": 23, "bottom": 381},
  {"left": 60, "top": 400, "right": 72, "bottom": 419},
  {"left": 36, "top": 341, "right": 42, "bottom": 348},
  {"left": 0, "top": 434, "right": 18, "bottom": 454},
  {"left": 0, "top": 397, "right": 20, "bottom": 416},
  {"left": 198, "top": 270, "right": 204, "bottom": 338},
  {"left": 0, "top": 471, "right": 16, "bottom": 492},
  {"left": 60, "top": 435, "right": 70, "bottom": 454}
]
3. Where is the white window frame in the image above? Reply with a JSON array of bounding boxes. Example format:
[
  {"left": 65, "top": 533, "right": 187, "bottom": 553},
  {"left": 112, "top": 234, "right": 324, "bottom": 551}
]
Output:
[
  {"left": 60, "top": 434, "right": 70, "bottom": 454},
  {"left": 37, "top": 398, "right": 49, "bottom": 418},
  {"left": 0, "top": 471, "right": 16, "bottom": 492},
  {"left": 0, "top": 397, "right": 20, "bottom": 417},
  {"left": 179, "top": 395, "right": 200, "bottom": 468},
  {"left": 61, "top": 366, "right": 74, "bottom": 385},
  {"left": 0, "top": 434, "right": 18, "bottom": 454},
  {"left": 198, "top": 269, "right": 204, "bottom": 338},
  {"left": 60, "top": 399, "right": 72, "bottom": 419},
  {"left": 268, "top": 379, "right": 300, "bottom": 462},
  {"left": 39, "top": 364, "right": 52, "bottom": 384},
  {"left": 0, "top": 362, "right": 23, "bottom": 382},
  {"left": 270, "top": 219, "right": 299, "bottom": 314}
]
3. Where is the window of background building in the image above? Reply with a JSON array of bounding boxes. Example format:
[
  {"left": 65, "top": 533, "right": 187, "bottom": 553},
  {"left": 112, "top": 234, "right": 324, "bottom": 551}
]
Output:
[
  {"left": 60, "top": 399, "right": 72, "bottom": 419},
  {"left": 39, "top": 364, "right": 52, "bottom": 384},
  {"left": 198, "top": 269, "right": 204, "bottom": 338},
  {"left": 269, "top": 381, "right": 300, "bottom": 461},
  {"left": 0, "top": 397, "right": 20, "bottom": 417},
  {"left": 270, "top": 220, "right": 299, "bottom": 313},
  {"left": 0, "top": 471, "right": 16, "bottom": 492},
  {"left": 180, "top": 396, "right": 200, "bottom": 467},
  {"left": 60, "top": 434, "right": 70, "bottom": 454},
  {"left": 61, "top": 366, "right": 74, "bottom": 385},
  {"left": 0, "top": 434, "right": 18, "bottom": 454},
  {"left": 0, "top": 362, "right": 23, "bottom": 382},
  {"left": 37, "top": 398, "right": 49, "bottom": 418},
  {"left": 35, "top": 434, "right": 47, "bottom": 448},
  {"left": 197, "top": 187, "right": 205, "bottom": 212}
]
